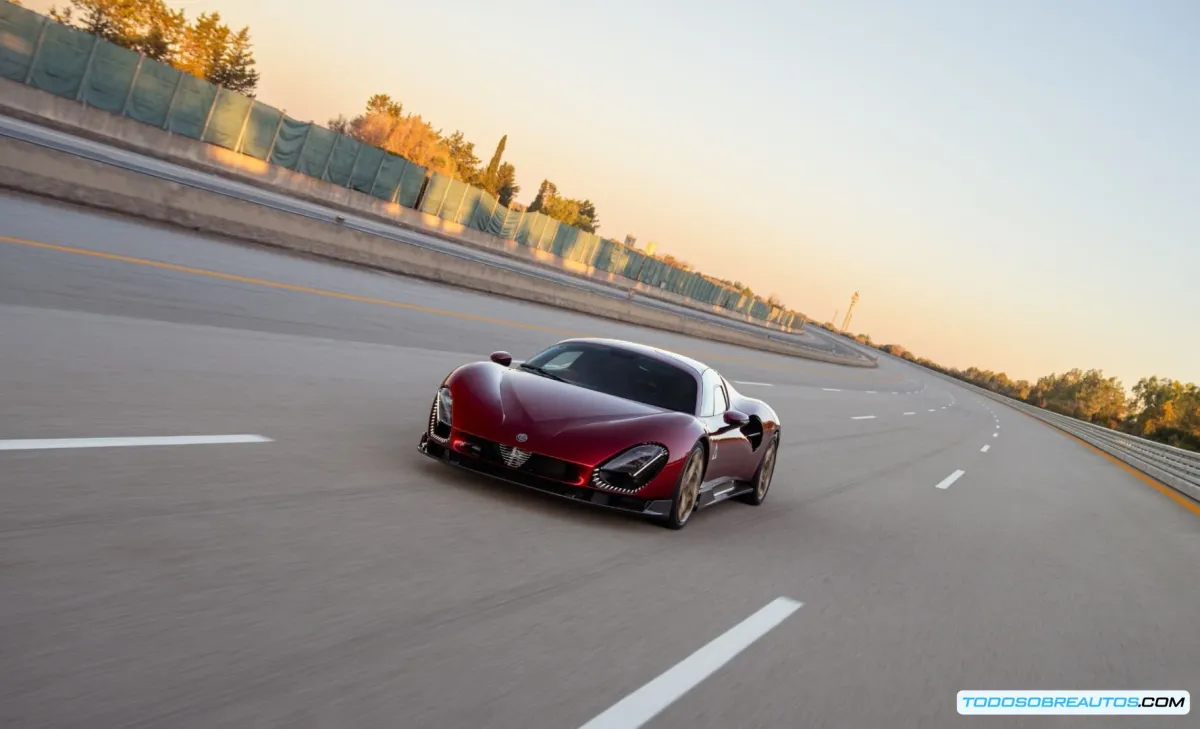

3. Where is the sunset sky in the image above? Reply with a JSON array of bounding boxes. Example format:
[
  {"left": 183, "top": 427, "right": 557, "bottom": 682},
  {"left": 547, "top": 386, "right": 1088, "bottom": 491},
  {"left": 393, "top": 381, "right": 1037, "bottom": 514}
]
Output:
[{"left": 25, "top": 0, "right": 1200, "bottom": 389}]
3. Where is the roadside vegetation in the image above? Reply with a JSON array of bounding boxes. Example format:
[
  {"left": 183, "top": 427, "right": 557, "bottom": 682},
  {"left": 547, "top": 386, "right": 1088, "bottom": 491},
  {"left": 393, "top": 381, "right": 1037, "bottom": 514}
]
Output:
[
  {"left": 39, "top": 0, "right": 803, "bottom": 324},
  {"left": 828, "top": 328, "right": 1200, "bottom": 453}
]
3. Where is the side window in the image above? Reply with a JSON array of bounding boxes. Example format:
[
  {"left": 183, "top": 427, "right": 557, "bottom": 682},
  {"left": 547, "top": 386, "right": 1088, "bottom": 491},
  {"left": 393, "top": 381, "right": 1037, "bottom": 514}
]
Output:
[
  {"left": 700, "top": 372, "right": 716, "bottom": 416},
  {"left": 700, "top": 369, "right": 725, "bottom": 416}
]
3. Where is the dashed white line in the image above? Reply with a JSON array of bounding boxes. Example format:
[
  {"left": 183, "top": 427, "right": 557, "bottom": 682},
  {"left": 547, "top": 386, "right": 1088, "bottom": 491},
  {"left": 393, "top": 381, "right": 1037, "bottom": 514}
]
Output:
[
  {"left": 822, "top": 388, "right": 842, "bottom": 392},
  {"left": 577, "top": 597, "right": 804, "bottom": 729},
  {"left": 733, "top": 381, "right": 773, "bottom": 387},
  {"left": 980, "top": 445, "right": 990, "bottom": 453},
  {"left": 851, "top": 415, "right": 877, "bottom": 420},
  {"left": 928, "top": 409, "right": 937, "bottom": 412},
  {"left": 992, "top": 432, "right": 999, "bottom": 438},
  {"left": 935, "top": 469, "right": 966, "bottom": 490},
  {"left": 866, "top": 390, "right": 877, "bottom": 394},
  {"left": 903, "top": 412, "right": 916, "bottom": 416},
  {"left": 0, "top": 435, "right": 274, "bottom": 451}
]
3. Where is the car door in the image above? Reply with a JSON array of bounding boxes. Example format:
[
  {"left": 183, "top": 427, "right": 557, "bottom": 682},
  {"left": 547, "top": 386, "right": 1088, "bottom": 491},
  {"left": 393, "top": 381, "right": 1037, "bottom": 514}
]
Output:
[{"left": 698, "top": 369, "right": 753, "bottom": 484}]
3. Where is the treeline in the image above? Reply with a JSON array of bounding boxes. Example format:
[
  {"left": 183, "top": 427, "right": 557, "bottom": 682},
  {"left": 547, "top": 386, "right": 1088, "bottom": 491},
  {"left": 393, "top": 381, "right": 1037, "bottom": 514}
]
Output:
[
  {"left": 836, "top": 331, "right": 1200, "bottom": 452},
  {"left": 328, "top": 95, "right": 599, "bottom": 231},
  {"left": 47, "top": 0, "right": 259, "bottom": 94}
]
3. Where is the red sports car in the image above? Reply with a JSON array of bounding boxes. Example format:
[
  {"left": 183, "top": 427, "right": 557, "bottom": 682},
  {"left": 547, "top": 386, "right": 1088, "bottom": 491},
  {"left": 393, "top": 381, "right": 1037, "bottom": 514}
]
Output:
[{"left": 417, "top": 337, "right": 781, "bottom": 528}]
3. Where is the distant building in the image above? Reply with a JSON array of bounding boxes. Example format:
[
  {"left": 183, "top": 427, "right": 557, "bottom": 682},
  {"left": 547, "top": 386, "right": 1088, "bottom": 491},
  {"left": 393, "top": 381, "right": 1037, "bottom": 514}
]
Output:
[{"left": 624, "top": 235, "right": 637, "bottom": 248}]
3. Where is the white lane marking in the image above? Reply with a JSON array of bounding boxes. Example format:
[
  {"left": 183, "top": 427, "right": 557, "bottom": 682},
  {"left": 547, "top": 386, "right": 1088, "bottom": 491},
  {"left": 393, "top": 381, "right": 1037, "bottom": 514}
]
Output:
[
  {"left": 903, "top": 411, "right": 916, "bottom": 416},
  {"left": 866, "top": 390, "right": 877, "bottom": 394},
  {"left": 928, "top": 409, "right": 937, "bottom": 412},
  {"left": 851, "top": 415, "right": 877, "bottom": 420},
  {"left": 935, "top": 469, "right": 966, "bottom": 490},
  {"left": 822, "top": 388, "right": 842, "bottom": 392},
  {"left": 0, "top": 435, "right": 273, "bottom": 451},
  {"left": 981, "top": 445, "right": 990, "bottom": 453},
  {"left": 992, "top": 432, "right": 999, "bottom": 438},
  {"left": 578, "top": 597, "right": 803, "bottom": 729},
  {"left": 733, "top": 381, "right": 773, "bottom": 387}
]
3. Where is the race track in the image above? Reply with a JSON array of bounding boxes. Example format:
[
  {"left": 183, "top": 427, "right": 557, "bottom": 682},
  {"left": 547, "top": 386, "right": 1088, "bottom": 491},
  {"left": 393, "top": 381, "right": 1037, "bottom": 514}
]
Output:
[{"left": 2, "top": 191, "right": 1198, "bottom": 728}]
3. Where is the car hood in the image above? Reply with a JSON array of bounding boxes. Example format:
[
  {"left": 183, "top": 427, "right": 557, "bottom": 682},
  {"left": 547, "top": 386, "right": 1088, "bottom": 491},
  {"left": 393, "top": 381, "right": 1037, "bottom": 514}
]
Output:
[{"left": 449, "top": 365, "right": 690, "bottom": 464}]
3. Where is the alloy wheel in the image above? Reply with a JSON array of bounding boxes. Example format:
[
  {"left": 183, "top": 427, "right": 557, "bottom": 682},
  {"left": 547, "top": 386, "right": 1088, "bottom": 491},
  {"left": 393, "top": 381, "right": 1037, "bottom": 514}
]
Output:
[
  {"left": 676, "top": 451, "right": 703, "bottom": 523},
  {"left": 756, "top": 442, "right": 777, "bottom": 499}
]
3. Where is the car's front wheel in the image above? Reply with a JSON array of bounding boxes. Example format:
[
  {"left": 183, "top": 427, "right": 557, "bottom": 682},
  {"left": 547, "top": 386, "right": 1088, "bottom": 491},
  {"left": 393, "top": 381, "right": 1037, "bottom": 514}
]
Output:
[
  {"left": 738, "top": 435, "right": 778, "bottom": 506},
  {"left": 657, "top": 443, "right": 705, "bottom": 530}
]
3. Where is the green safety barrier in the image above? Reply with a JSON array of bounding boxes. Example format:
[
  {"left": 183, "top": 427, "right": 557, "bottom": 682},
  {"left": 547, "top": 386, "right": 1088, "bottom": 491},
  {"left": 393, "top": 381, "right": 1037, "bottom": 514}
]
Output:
[{"left": 0, "top": 0, "right": 801, "bottom": 328}]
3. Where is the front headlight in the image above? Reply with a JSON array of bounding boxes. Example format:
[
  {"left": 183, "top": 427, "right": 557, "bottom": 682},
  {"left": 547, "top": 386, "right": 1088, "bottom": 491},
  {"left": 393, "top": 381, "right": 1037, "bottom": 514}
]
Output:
[
  {"left": 596, "top": 444, "right": 668, "bottom": 490},
  {"left": 436, "top": 386, "right": 453, "bottom": 426}
]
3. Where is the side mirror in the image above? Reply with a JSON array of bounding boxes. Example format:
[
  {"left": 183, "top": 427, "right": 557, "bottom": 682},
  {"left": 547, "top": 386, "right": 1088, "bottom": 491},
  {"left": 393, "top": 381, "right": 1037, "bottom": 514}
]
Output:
[
  {"left": 490, "top": 351, "right": 513, "bottom": 367},
  {"left": 723, "top": 409, "right": 750, "bottom": 426}
]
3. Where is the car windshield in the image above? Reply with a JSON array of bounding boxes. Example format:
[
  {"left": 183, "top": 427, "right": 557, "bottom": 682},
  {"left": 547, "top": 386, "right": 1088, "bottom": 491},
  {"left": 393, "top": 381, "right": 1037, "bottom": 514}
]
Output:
[{"left": 521, "top": 343, "right": 698, "bottom": 413}]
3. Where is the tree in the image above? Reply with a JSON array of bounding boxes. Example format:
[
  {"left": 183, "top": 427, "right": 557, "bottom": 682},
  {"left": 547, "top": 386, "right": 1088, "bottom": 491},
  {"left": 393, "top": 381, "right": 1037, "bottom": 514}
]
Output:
[
  {"left": 479, "top": 134, "right": 507, "bottom": 195},
  {"left": 523, "top": 179, "right": 599, "bottom": 230},
  {"left": 51, "top": 3, "right": 258, "bottom": 93},
  {"left": 575, "top": 199, "right": 599, "bottom": 232},
  {"left": 366, "top": 94, "right": 403, "bottom": 119},
  {"left": 209, "top": 26, "right": 259, "bottom": 95},
  {"left": 496, "top": 162, "right": 520, "bottom": 207},
  {"left": 327, "top": 115, "right": 350, "bottom": 135},
  {"left": 50, "top": 0, "right": 185, "bottom": 61},
  {"left": 527, "top": 179, "right": 556, "bottom": 214},
  {"left": 1128, "top": 377, "right": 1200, "bottom": 448},
  {"left": 177, "top": 12, "right": 259, "bottom": 95},
  {"left": 443, "top": 131, "right": 481, "bottom": 184},
  {"left": 337, "top": 94, "right": 456, "bottom": 176}
]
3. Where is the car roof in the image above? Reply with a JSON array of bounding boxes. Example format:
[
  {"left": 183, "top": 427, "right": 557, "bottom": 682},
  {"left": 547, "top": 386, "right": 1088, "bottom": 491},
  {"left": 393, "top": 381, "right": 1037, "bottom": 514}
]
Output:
[{"left": 552, "top": 338, "right": 714, "bottom": 378}]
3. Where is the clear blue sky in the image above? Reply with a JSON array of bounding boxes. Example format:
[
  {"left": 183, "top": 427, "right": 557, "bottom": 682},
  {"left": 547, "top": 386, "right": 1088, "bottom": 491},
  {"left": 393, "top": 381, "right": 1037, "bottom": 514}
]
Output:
[{"left": 28, "top": 0, "right": 1200, "bottom": 389}]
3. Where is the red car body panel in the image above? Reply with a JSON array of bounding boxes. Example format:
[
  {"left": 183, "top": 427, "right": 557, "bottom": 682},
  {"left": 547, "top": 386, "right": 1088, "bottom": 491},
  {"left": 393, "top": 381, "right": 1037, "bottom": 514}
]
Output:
[
  {"left": 443, "top": 361, "right": 706, "bottom": 500},
  {"left": 418, "top": 338, "right": 781, "bottom": 514}
]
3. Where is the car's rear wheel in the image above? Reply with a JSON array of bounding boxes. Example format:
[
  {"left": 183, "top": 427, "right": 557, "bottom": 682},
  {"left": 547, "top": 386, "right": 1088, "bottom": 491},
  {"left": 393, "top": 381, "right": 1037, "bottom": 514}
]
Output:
[
  {"left": 738, "top": 435, "right": 778, "bottom": 505},
  {"left": 657, "top": 443, "right": 705, "bottom": 530}
]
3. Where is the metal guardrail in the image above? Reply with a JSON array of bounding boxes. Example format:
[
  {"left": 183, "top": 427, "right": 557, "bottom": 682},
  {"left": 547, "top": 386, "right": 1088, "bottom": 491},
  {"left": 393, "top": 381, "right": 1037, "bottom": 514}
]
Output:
[{"left": 915, "top": 364, "right": 1200, "bottom": 505}]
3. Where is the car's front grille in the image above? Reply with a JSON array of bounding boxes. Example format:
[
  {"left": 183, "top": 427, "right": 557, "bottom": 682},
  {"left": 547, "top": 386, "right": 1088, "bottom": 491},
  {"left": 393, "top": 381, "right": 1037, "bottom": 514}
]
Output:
[
  {"left": 497, "top": 444, "right": 533, "bottom": 469},
  {"left": 438, "top": 447, "right": 653, "bottom": 513},
  {"left": 460, "top": 434, "right": 582, "bottom": 485}
]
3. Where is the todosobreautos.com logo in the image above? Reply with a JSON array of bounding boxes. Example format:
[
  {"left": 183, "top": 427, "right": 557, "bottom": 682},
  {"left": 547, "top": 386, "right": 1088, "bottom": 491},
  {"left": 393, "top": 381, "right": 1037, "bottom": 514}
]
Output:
[{"left": 957, "top": 691, "right": 1189, "bottom": 715}]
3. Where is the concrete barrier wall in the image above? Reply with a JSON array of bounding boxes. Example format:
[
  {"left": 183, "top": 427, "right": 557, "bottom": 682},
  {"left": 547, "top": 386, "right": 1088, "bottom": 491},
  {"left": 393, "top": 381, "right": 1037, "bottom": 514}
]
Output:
[
  {"left": 0, "top": 77, "right": 799, "bottom": 335},
  {"left": 0, "top": 135, "right": 873, "bottom": 366}
]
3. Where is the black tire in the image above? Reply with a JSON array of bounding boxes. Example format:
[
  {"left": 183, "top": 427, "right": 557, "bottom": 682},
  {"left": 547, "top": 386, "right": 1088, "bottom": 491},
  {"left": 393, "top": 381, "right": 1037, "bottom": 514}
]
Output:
[
  {"left": 737, "top": 435, "right": 778, "bottom": 506},
  {"left": 656, "top": 443, "right": 706, "bottom": 530}
]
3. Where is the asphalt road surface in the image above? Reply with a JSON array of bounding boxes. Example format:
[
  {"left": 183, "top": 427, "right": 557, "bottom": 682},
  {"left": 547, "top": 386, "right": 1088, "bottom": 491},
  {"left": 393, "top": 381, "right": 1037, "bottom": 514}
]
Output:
[{"left": 2, "top": 191, "right": 1198, "bottom": 729}]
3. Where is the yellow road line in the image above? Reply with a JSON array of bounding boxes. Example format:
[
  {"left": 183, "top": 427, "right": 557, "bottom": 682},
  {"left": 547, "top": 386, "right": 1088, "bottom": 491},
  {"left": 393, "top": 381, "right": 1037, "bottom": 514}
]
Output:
[
  {"left": 0, "top": 234, "right": 900, "bottom": 382},
  {"left": 1, "top": 235, "right": 583, "bottom": 335}
]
